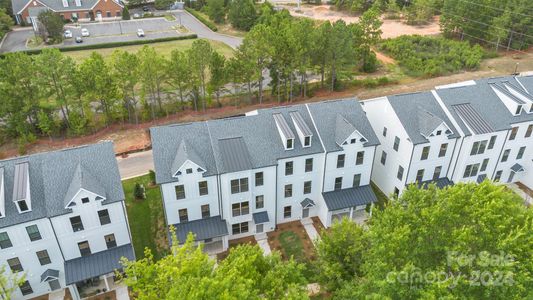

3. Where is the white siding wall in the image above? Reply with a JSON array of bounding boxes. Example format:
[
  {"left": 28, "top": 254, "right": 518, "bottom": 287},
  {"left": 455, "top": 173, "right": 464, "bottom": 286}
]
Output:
[
  {"left": 363, "top": 98, "right": 413, "bottom": 196},
  {"left": 51, "top": 190, "right": 130, "bottom": 260},
  {"left": 449, "top": 132, "right": 507, "bottom": 183},
  {"left": 160, "top": 165, "right": 220, "bottom": 226},
  {"left": 493, "top": 121, "right": 533, "bottom": 183},
  {"left": 0, "top": 218, "right": 64, "bottom": 299},
  {"left": 276, "top": 154, "right": 324, "bottom": 224},
  {"left": 220, "top": 166, "right": 276, "bottom": 239},
  {"left": 407, "top": 128, "right": 458, "bottom": 184}
]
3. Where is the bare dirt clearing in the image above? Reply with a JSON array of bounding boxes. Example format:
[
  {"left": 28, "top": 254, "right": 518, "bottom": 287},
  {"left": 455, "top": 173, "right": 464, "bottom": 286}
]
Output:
[{"left": 282, "top": 4, "right": 440, "bottom": 38}]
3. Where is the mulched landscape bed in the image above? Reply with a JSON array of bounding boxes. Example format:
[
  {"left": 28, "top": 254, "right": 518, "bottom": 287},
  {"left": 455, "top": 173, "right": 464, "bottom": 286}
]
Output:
[{"left": 216, "top": 235, "right": 257, "bottom": 260}]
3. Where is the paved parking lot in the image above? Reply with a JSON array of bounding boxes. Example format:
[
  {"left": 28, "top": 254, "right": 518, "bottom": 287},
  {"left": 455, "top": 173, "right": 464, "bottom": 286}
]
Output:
[{"left": 0, "top": 17, "right": 181, "bottom": 53}]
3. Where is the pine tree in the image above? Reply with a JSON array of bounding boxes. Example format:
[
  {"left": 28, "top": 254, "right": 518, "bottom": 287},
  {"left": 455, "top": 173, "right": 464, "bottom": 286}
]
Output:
[
  {"left": 122, "top": 6, "right": 130, "bottom": 20},
  {"left": 134, "top": 183, "right": 146, "bottom": 200}
]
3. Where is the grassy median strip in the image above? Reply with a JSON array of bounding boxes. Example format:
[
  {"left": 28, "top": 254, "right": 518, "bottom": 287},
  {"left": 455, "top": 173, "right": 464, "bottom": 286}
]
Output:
[
  {"left": 2, "top": 34, "right": 197, "bottom": 57},
  {"left": 185, "top": 7, "right": 218, "bottom": 32},
  {"left": 123, "top": 174, "right": 168, "bottom": 260}
]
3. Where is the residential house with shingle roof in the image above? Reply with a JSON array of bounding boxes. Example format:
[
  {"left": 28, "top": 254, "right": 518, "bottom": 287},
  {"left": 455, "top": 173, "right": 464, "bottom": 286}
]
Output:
[
  {"left": 150, "top": 98, "right": 380, "bottom": 254},
  {"left": 433, "top": 75, "right": 533, "bottom": 186},
  {"left": 362, "top": 91, "right": 460, "bottom": 196},
  {"left": 11, "top": 0, "right": 123, "bottom": 25},
  {"left": 0, "top": 142, "right": 134, "bottom": 300}
]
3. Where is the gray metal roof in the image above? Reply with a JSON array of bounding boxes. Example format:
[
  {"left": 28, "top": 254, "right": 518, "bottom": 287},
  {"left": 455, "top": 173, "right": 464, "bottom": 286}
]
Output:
[
  {"left": 12, "top": 0, "right": 121, "bottom": 15},
  {"left": 289, "top": 111, "right": 312, "bottom": 136},
  {"left": 511, "top": 163, "right": 524, "bottom": 173},
  {"left": 12, "top": 162, "right": 29, "bottom": 202},
  {"left": 452, "top": 103, "right": 494, "bottom": 135},
  {"left": 40, "top": 269, "right": 59, "bottom": 282},
  {"left": 252, "top": 211, "right": 269, "bottom": 224},
  {"left": 64, "top": 243, "right": 134, "bottom": 285},
  {"left": 63, "top": 163, "right": 107, "bottom": 208},
  {"left": 172, "top": 215, "right": 228, "bottom": 242},
  {"left": 300, "top": 198, "right": 315, "bottom": 208},
  {"left": 437, "top": 77, "right": 533, "bottom": 135},
  {"left": 273, "top": 113, "right": 295, "bottom": 139},
  {"left": 0, "top": 142, "right": 125, "bottom": 229},
  {"left": 322, "top": 185, "right": 377, "bottom": 211},
  {"left": 308, "top": 98, "right": 380, "bottom": 152},
  {"left": 388, "top": 92, "right": 460, "bottom": 144},
  {"left": 489, "top": 83, "right": 526, "bottom": 104},
  {"left": 218, "top": 137, "right": 253, "bottom": 173},
  {"left": 334, "top": 114, "right": 357, "bottom": 146},
  {"left": 476, "top": 174, "right": 487, "bottom": 184},
  {"left": 416, "top": 177, "right": 454, "bottom": 189},
  {"left": 171, "top": 139, "right": 206, "bottom": 175}
]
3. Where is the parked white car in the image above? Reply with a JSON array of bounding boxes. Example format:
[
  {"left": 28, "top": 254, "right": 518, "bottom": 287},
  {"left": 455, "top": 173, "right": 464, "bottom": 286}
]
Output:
[
  {"left": 137, "top": 29, "right": 145, "bottom": 37},
  {"left": 81, "top": 28, "right": 90, "bottom": 37},
  {"left": 64, "top": 30, "right": 72, "bottom": 38}
]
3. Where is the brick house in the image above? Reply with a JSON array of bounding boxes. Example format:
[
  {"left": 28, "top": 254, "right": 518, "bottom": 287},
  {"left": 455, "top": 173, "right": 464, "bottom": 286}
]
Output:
[{"left": 11, "top": 0, "right": 124, "bottom": 25}]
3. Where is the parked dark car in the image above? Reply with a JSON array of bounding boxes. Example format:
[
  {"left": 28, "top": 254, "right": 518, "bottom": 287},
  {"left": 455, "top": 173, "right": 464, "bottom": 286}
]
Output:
[
  {"left": 142, "top": 5, "right": 149, "bottom": 11},
  {"left": 75, "top": 36, "right": 83, "bottom": 43}
]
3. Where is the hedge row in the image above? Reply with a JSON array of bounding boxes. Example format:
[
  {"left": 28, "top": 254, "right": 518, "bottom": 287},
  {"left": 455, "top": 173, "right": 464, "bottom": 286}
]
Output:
[
  {"left": 1, "top": 34, "right": 197, "bottom": 57},
  {"left": 185, "top": 7, "right": 218, "bottom": 32}
]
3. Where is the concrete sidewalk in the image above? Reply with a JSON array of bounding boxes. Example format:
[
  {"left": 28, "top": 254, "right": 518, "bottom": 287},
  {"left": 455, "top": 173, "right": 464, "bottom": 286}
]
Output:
[
  {"left": 255, "top": 233, "right": 271, "bottom": 255},
  {"left": 301, "top": 218, "right": 320, "bottom": 245}
]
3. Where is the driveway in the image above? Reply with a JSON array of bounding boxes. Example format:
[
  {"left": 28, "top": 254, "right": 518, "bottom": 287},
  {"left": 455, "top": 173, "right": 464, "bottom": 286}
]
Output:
[
  {"left": 173, "top": 10, "right": 242, "bottom": 49},
  {"left": 0, "top": 28, "right": 33, "bottom": 53}
]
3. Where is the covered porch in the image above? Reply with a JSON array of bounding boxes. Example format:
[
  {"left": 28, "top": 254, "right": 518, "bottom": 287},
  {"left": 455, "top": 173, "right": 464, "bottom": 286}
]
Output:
[
  {"left": 64, "top": 244, "right": 135, "bottom": 300},
  {"left": 322, "top": 185, "right": 377, "bottom": 227},
  {"left": 172, "top": 215, "right": 229, "bottom": 255},
  {"left": 417, "top": 177, "right": 454, "bottom": 189}
]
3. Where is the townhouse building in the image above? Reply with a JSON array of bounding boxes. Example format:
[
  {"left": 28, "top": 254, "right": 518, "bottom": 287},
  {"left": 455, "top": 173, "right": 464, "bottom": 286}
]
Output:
[
  {"left": 363, "top": 91, "right": 460, "bottom": 196},
  {"left": 363, "top": 74, "right": 533, "bottom": 196},
  {"left": 0, "top": 142, "right": 134, "bottom": 300},
  {"left": 150, "top": 99, "right": 380, "bottom": 253},
  {"left": 434, "top": 75, "right": 533, "bottom": 186}
]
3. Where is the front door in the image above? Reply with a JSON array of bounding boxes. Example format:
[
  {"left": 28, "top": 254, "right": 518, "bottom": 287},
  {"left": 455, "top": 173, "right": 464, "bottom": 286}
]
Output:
[
  {"left": 302, "top": 208, "right": 309, "bottom": 218},
  {"left": 507, "top": 171, "right": 515, "bottom": 183},
  {"left": 256, "top": 224, "right": 263, "bottom": 233},
  {"left": 49, "top": 279, "right": 61, "bottom": 291}
]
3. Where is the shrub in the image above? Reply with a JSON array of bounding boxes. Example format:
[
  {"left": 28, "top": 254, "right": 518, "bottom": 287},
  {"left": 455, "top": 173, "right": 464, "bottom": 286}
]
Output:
[
  {"left": 148, "top": 170, "right": 156, "bottom": 185},
  {"left": 380, "top": 35, "right": 484, "bottom": 77},
  {"left": 134, "top": 183, "right": 146, "bottom": 200},
  {"left": 185, "top": 7, "right": 218, "bottom": 31},
  {"left": 1, "top": 35, "right": 198, "bottom": 57}
]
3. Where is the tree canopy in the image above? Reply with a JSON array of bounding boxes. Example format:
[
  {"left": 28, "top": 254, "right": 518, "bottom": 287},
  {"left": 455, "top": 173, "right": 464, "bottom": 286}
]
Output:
[
  {"left": 316, "top": 181, "right": 533, "bottom": 299},
  {"left": 37, "top": 10, "right": 64, "bottom": 43},
  {"left": 120, "top": 232, "right": 309, "bottom": 299}
]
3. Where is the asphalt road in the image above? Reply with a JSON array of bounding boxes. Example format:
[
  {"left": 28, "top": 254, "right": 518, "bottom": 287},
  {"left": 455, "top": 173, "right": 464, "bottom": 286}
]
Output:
[
  {"left": 172, "top": 10, "right": 242, "bottom": 49},
  {"left": 117, "top": 150, "right": 154, "bottom": 180},
  {"left": 1, "top": 10, "right": 242, "bottom": 53}
]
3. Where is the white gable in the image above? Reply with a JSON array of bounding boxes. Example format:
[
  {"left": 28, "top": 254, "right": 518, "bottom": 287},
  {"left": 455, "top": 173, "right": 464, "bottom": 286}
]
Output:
[{"left": 172, "top": 159, "right": 206, "bottom": 178}]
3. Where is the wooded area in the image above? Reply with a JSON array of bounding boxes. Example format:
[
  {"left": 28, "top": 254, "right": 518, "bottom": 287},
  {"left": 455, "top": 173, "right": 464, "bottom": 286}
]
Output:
[{"left": 0, "top": 7, "right": 382, "bottom": 151}]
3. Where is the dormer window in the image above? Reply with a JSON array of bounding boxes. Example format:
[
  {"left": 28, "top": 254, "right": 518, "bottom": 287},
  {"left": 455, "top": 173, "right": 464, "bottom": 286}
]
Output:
[
  {"left": 304, "top": 136, "right": 311, "bottom": 147},
  {"left": 17, "top": 200, "right": 29, "bottom": 213},
  {"left": 515, "top": 105, "right": 522, "bottom": 115},
  {"left": 81, "top": 197, "right": 89, "bottom": 204},
  {"left": 286, "top": 139, "right": 294, "bottom": 150},
  {"left": 274, "top": 113, "right": 296, "bottom": 151},
  {"left": 436, "top": 130, "right": 442, "bottom": 135},
  {"left": 176, "top": 171, "right": 182, "bottom": 176},
  {"left": 350, "top": 138, "right": 356, "bottom": 144},
  {"left": 186, "top": 168, "right": 193, "bottom": 174}
]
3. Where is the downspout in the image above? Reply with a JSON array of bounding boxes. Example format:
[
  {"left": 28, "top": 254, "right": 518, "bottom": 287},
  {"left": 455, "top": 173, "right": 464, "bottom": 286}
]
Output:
[
  {"left": 449, "top": 137, "right": 465, "bottom": 181},
  {"left": 445, "top": 137, "right": 460, "bottom": 179},
  {"left": 403, "top": 143, "right": 415, "bottom": 189},
  {"left": 492, "top": 130, "right": 511, "bottom": 180}
]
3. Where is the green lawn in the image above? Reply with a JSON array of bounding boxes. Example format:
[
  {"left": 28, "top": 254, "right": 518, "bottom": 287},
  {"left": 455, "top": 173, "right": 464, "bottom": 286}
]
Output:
[
  {"left": 123, "top": 174, "right": 167, "bottom": 260},
  {"left": 64, "top": 38, "right": 235, "bottom": 61},
  {"left": 278, "top": 231, "right": 306, "bottom": 261}
]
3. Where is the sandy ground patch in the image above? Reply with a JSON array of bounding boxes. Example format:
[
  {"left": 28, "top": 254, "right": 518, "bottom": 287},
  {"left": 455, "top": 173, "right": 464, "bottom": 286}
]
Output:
[{"left": 282, "top": 4, "right": 440, "bottom": 38}]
